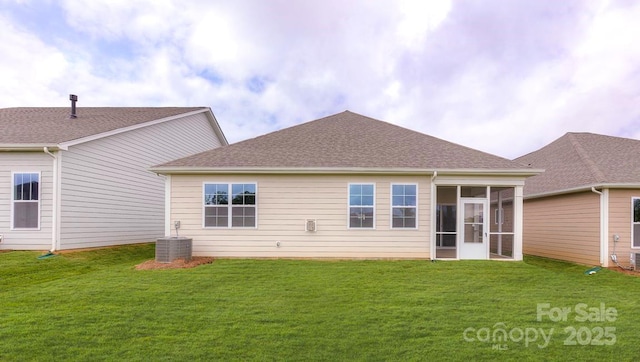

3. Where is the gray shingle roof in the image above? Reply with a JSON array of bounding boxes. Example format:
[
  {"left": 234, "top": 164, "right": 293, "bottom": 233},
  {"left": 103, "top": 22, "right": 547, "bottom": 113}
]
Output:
[
  {"left": 0, "top": 107, "right": 207, "bottom": 145},
  {"left": 156, "top": 111, "right": 528, "bottom": 171},
  {"left": 515, "top": 132, "right": 640, "bottom": 196}
]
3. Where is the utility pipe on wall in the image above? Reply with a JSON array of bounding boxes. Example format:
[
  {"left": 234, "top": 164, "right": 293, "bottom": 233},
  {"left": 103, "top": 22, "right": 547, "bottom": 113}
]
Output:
[{"left": 43, "top": 147, "right": 59, "bottom": 252}]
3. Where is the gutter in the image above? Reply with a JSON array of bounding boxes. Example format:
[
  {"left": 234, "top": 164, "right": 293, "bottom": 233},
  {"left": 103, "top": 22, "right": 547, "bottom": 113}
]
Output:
[
  {"left": 150, "top": 167, "right": 543, "bottom": 177},
  {"left": 524, "top": 183, "right": 640, "bottom": 200},
  {"left": 0, "top": 144, "right": 64, "bottom": 152}
]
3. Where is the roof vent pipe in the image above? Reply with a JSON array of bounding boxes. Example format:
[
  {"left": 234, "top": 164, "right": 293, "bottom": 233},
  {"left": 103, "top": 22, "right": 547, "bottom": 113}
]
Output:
[{"left": 69, "top": 94, "right": 78, "bottom": 119}]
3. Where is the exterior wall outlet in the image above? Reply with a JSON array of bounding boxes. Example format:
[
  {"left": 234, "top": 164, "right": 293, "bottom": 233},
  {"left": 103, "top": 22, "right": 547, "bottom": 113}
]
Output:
[{"left": 0, "top": 234, "right": 3, "bottom": 242}]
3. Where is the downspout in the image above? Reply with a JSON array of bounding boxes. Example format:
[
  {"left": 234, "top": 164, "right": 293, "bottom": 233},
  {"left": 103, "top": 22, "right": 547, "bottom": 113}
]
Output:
[
  {"left": 43, "top": 147, "right": 59, "bottom": 252},
  {"left": 591, "top": 187, "right": 608, "bottom": 266}
]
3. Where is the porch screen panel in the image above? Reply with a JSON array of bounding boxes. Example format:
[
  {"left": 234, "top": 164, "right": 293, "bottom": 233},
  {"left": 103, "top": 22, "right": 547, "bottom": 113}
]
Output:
[
  {"left": 633, "top": 198, "right": 640, "bottom": 247},
  {"left": 489, "top": 187, "right": 515, "bottom": 258},
  {"left": 436, "top": 186, "right": 457, "bottom": 247}
]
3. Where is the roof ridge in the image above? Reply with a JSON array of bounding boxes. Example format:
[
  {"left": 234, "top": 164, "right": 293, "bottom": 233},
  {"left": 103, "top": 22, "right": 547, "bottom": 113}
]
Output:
[{"left": 567, "top": 133, "right": 607, "bottom": 183}]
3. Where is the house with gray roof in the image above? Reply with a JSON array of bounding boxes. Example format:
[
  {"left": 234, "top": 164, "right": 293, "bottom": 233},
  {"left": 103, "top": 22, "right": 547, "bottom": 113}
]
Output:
[
  {"left": 516, "top": 132, "right": 640, "bottom": 268},
  {"left": 0, "top": 100, "right": 227, "bottom": 251},
  {"left": 151, "top": 111, "right": 539, "bottom": 260}
]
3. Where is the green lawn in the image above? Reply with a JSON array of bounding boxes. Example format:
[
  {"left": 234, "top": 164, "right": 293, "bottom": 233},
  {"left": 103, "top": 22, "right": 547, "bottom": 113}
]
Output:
[{"left": 1, "top": 244, "right": 639, "bottom": 361}]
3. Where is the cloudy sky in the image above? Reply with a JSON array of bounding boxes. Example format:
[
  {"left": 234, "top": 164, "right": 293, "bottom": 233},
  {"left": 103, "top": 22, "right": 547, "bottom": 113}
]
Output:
[{"left": 1, "top": 0, "right": 639, "bottom": 159}]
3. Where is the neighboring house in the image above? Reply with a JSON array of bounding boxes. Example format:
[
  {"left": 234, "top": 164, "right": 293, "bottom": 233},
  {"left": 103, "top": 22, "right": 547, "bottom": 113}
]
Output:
[
  {"left": 516, "top": 132, "right": 640, "bottom": 268},
  {"left": 0, "top": 103, "right": 227, "bottom": 251},
  {"left": 151, "top": 111, "right": 539, "bottom": 260}
]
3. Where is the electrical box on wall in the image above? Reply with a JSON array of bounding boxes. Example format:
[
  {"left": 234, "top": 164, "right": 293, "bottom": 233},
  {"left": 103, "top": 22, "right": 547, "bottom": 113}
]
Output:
[{"left": 305, "top": 219, "right": 317, "bottom": 232}]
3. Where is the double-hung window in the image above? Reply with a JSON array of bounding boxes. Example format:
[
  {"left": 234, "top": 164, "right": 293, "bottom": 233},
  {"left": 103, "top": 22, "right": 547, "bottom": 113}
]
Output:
[
  {"left": 391, "top": 184, "right": 417, "bottom": 228},
  {"left": 349, "top": 183, "right": 375, "bottom": 228},
  {"left": 633, "top": 198, "right": 640, "bottom": 248},
  {"left": 12, "top": 172, "right": 40, "bottom": 229},
  {"left": 204, "top": 183, "right": 256, "bottom": 228}
]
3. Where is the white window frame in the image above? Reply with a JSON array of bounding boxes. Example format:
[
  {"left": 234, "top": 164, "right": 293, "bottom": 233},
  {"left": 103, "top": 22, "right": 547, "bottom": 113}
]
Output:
[
  {"left": 632, "top": 197, "right": 640, "bottom": 248},
  {"left": 11, "top": 171, "right": 41, "bottom": 230},
  {"left": 348, "top": 183, "right": 376, "bottom": 229},
  {"left": 390, "top": 183, "right": 418, "bottom": 229},
  {"left": 203, "top": 182, "right": 257, "bottom": 229}
]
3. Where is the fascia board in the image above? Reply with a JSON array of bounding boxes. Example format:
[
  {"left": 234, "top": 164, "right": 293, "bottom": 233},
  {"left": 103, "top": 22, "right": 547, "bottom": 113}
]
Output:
[{"left": 149, "top": 166, "right": 542, "bottom": 177}]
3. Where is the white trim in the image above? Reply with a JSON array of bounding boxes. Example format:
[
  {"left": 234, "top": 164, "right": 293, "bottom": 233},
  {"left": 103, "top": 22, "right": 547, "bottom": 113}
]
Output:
[
  {"left": 434, "top": 177, "right": 526, "bottom": 187},
  {"left": 0, "top": 144, "right": 66, "bottom": 151},
  {"left": 430, "top": 177, "right": 436, "bottom": 260},
  {"left": 390, "top": 183, "right": 418, "bottom": 230},
  {"left": 59, "top": 108, "right": 212, "bottom": 148},
  {"left": 591, "top": 187, "right": 607, "bottom": 266},
  {"left": 165, "top": 175, "right": 172, "bottom": 237},
  {"left": 203, "top": 108, "right": 229, "bottom": 146},
  {"left": 601, "top": 188, "right": 609, "bottom": 266},
  {"left": 459, "top": 197, "right": 489, "bottom": 259},
  {"left": 202, "top": 182, "right": 258, "bottom": 229},
  {"left": 347, "top": 182, "right": 376, "bottom": 230},
  {"left": 525, "top": 183, "right": 640, "bottom": 200},
  {"left": 151, "top": 167, "right": 542, "bottom": 177},
  {"left": 513, "top": 186, "right": 524, "bottom": 261},
  {"left": 10, "top": 171, "right": 41, "bottom": 231}
]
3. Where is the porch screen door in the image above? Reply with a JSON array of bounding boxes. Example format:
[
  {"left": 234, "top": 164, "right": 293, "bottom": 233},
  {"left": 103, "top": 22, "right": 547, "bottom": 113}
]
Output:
[{"left": 459, "top": 199, "right": 488, "bottom": 259}]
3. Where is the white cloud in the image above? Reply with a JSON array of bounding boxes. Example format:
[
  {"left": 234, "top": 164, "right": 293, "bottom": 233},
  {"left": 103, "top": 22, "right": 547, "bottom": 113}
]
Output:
[
  {"left": 1, "top": 0, "right": 639, "bottom": 157},
  {"left": 60, "top": 0, "right": 181, "bottom": 43},
  {"left": 0, "top": 15, "right": 69, "bottom": 106},
  {"left": 396, "top": 0, "right": 452, "bottom": 47}
]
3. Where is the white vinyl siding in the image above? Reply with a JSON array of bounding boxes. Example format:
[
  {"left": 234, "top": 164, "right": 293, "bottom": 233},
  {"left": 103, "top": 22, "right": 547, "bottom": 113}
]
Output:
[
  {"left": 58, "top": 112, "right": 224, "bottom": 249},
  {"left": 170, "top": 174, "right": 431, "bottom": 259},
  {"left": 523, "top": 191, "right": 601, "bottom": 265},
  {"left": 0, "top": 152, "right": 53, "bottom": 250}
]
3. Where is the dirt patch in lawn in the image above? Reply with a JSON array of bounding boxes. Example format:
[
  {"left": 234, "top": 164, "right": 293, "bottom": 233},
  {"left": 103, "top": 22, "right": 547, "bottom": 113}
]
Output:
[
  {"left": 606, "top": 267, "right": 640, "bottom": 277},
  {"left": 135, "top": 257, "right": 214, "bottom": 270}
]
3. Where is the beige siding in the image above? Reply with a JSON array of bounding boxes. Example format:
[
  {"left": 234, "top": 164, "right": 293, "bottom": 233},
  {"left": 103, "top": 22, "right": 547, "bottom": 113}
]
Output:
[
  {"left": 58, "top": 112, "right": 223, "bottom": 249},
  {"left": 523, "top": 191, "right": 600, "bottom": 265},
  {"left": 608, "top": 189, "right": 640, "bottom": 268},
  {"left": 170, "top": 174, "right": 431, "bottom": 258},
  {"left": 0, "top": 152, "right": 53, "bottom": 250}
]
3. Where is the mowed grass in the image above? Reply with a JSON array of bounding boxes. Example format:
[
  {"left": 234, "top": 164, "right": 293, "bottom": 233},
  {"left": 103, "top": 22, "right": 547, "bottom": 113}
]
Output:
[{"left": 1, "top": 244, "right": 639, "bottom": 361}]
